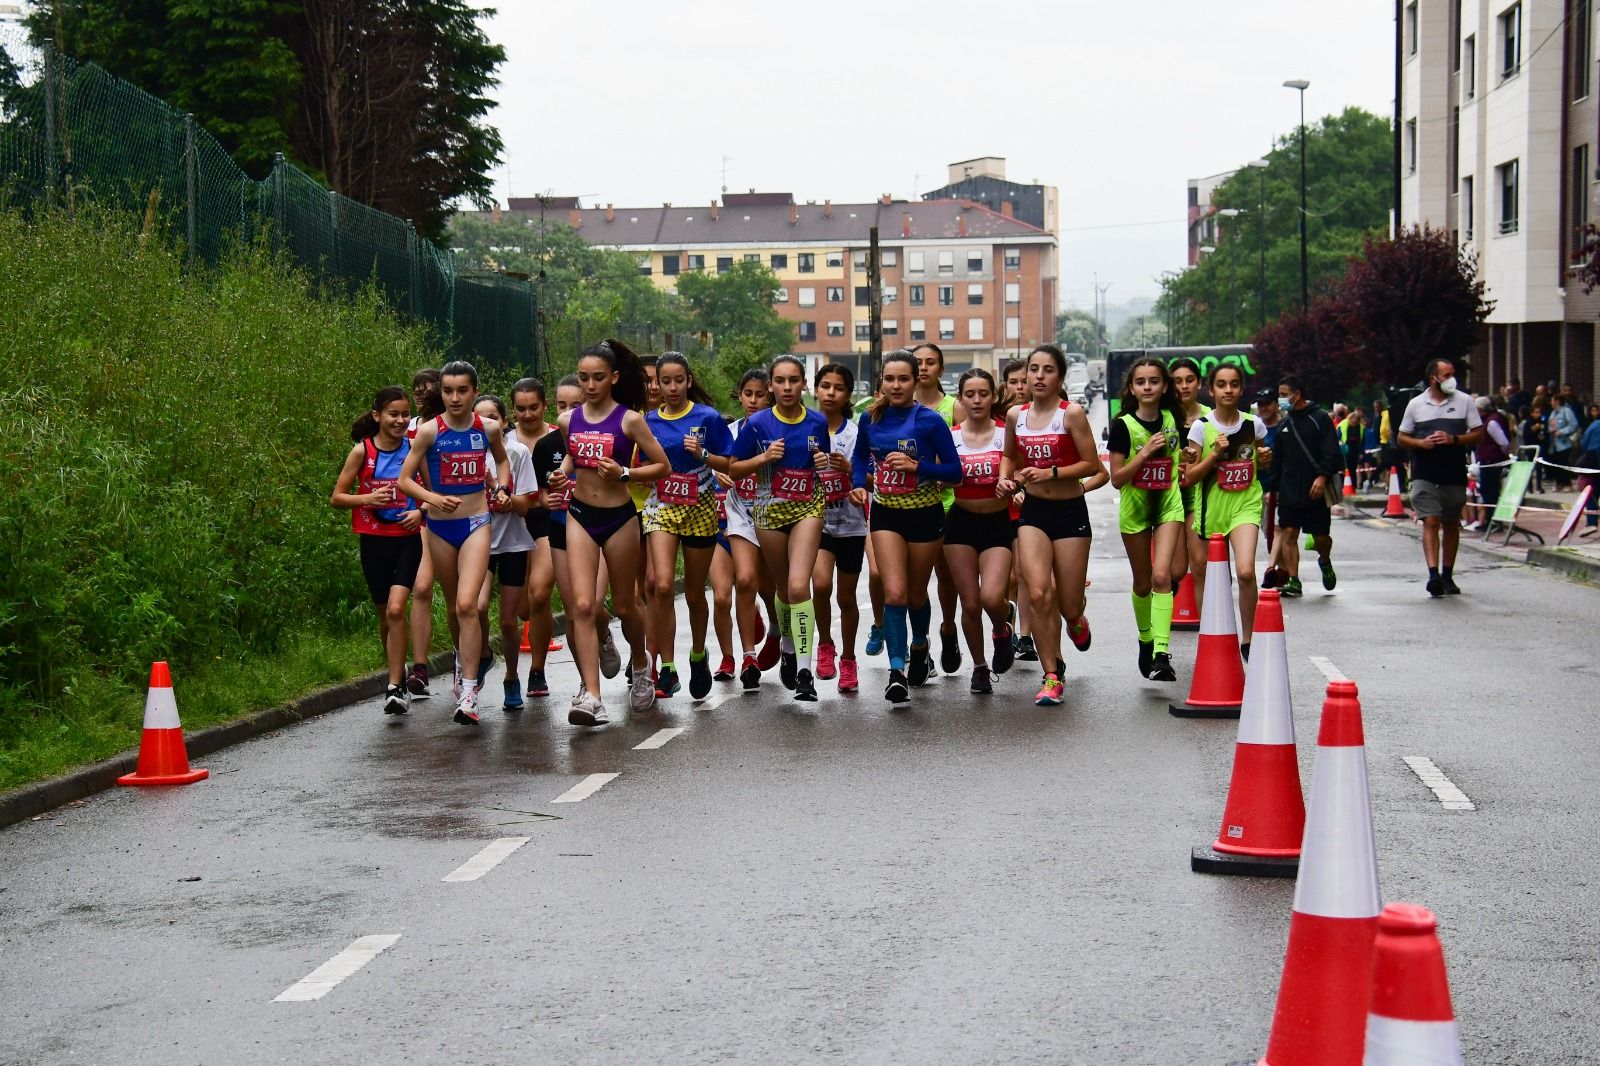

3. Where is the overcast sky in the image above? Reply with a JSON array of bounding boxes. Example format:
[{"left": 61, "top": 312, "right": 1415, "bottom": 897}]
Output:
[{"left": 471, "top": 0, "right": 1396, "bottom": 309}]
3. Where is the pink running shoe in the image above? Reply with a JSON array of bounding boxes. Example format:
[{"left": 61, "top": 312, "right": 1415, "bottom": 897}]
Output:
[
  {"left": 816, "top": 642, "right": 837, "bottom": 680},
  {"left": 1067, "top": 616, "right": 1092, "bottom": 653},
  {"left": 838, "top": 658, "right": 859, "bottom": 693},
  {"left": 756, "top": 627, "right": 782, "bottom": 671},
  {"left": 1035, "top": 673, "right": 1064, "bottom": 706}
]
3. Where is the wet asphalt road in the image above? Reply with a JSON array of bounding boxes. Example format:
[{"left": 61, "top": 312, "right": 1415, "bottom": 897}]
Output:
[{"left": 5, "top": 434, "right": 1600, "bottom": 1063}]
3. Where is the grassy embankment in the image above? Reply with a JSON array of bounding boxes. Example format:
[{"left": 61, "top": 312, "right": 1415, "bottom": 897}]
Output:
[{"left": 0, "top": 207, "right": 484, "bottom": 791}]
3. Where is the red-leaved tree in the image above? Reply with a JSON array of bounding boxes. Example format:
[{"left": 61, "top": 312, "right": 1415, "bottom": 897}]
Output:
[{"left": 1250, "top": 299, "right": 1357, "bottom": 404}]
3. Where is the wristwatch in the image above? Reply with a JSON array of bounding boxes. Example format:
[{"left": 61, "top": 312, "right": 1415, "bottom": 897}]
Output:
[{"left": 619, "top": 467, "right": 631, "bottom": 483}]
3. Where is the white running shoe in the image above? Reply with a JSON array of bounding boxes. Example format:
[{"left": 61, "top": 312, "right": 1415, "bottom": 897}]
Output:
[
  {"left": 567, "top": 690, "right": 608, "bottom": 727},
  {"left": 629, "top": 667, "right": 657, "bottom": 712},
  {"left": 453, "top": 685, "right": 480, "bottom": 725},
  {"left": 598, "top": 629, "right": 622, "bottom": 679}
]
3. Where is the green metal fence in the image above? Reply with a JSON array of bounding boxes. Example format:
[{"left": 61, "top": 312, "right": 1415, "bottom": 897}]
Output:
[{"left": 0, "top": 29, "right": 539, "bottom": 372}]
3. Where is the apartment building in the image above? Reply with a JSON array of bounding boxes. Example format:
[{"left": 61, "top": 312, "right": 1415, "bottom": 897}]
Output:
[
  {"left": 1400, "top": 0, "right": 1599, "bottom": 397},
  {"left": 921, "top": 156, "right": 1060, "bottom": 237},
  {"left": 1187, "top": 170, "right": 1237, "bottom": 266},
  {"left": 515, "top": 192, "right": 1057, "bottom": 380}
]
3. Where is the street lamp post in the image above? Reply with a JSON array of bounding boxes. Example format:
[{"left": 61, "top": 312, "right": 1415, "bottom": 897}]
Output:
[
  {"left": 1246, "top": 158, "right": 1269, "bottom": 328},
  {"left": 1218, "top": 209, "right": 1242, "bottom": 339},
  {"left": 1198, "top": 244, "right": 1216, "bottom": 343},
  {"left": 1284, "top": 80, "right": 1310, "bottom": 309}
]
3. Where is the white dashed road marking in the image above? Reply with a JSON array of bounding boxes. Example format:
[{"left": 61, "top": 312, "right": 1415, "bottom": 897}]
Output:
[
  {"left": 633, "top": 728, "right": 685, "bottom": 750},
  {"left": 442, "top": 837, "right": 530, "bottom": 883},
  {"left": 274, "top": 934, "right": 400, "bottom": 1002},
  {"left": 552, "top": 773, "right": 619, "bottom": 803},
  {"left": 1308, "top": 656, "right": 1348, "bottom": 682},
  {"left": 1403, "top": 756, "right": 1477, "bottom": 810}
]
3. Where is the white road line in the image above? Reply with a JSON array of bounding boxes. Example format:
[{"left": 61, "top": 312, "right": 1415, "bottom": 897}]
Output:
[
  {"left": 633, "top": 728, "right": 684, "bottom": 750},
  {"left": 273, "top": 934, "right": 400, "bottom": 1002},
  {"left": 552, "top": 772, "right": 619, "bottom": 803},
  {"left": 441, "top": 837, "right": 530, "bottom": 883},
  {"left": 695, "top": 695, "right": 725, "bottom": 711},
  {"left": 1309, "top": 656, "right": 1348, "bottom": 682},
  {"left": 1403, "top": 756, "right": 1477, "bottom": 811}
]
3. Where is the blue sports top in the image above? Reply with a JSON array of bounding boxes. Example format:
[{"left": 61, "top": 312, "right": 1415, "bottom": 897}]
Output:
[
  {"left": 850, "top": 402, "right": 961, "bottom": 508},
  {"left": 647, "top": 402, "right": 734, "bottom": 497},
  {"left": 426, "top": 413, "right": 490, "bottom": 497},
  {"left": 732, "top": 406, "right": 831, "bottom": 471}
]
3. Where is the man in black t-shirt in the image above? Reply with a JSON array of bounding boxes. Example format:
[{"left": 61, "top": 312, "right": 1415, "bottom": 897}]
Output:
[{"left": 1271, "top": 376, "right": 1343, "bottom": 597}]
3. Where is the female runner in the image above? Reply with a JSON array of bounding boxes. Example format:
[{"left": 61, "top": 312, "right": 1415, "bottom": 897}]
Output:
[
  {"left": 405, "top": 369, "right": 444, "bottom": 697},
  {"left": 723, "top": 369, "right": 782, "bottom": 689},
  {"left": 943, "top": 369, "right": 1017, "bottom": 694},
  {"left": 911, "top": 342, "right": 963, "bottom": 676},
  {"left": 643, "top": 352, "right": 734, "bottom": 701},
  {"left": 1181, "top": 364, "right": 1271, "bottom": 656},
  {"left": 811, "top": 362, "right": 866, "bottom": 693},
  {"left": 557, "top": 340, "right": 671, "bottom": 726},
  {"left": 332, "top": 386, "right": 424, "bottom": 716},
  {"left": 396, "top": 361, "right": 510, "bottom": 724},
  {"left": 1107, "top": 357, "right": 1186, "bottom": 683},
  {"left": 1169, "top": 357, "right": 1211, "bottom": 615},
  {"left": 474, "top": 395, "right": 537, "bottom": 711},
  {"left": 510, "top": 378, "right": 558, "bottom": 700},
  {"left": 1000, "top": 358, "right": 1035, "bottom": 663},
  {"left": 848, "top": 351, "right": 962, "bottom": 704},
  {"left": 997, "top": 344, "right": 1104, "bottom": 708},
  {"left": 728, "top": 356, "right": 833, "bottom": 702}
]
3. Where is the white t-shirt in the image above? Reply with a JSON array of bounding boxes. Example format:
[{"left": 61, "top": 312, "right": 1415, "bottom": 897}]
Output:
[
  {"left": 486, "top": 438, "right": 537, "bottom": 554},
  {"left": 824, "top": 417, "right": 868, "bottom": 537},
  {"left": 1187, "top": 411, "right": 1268, "bottom": 448}
]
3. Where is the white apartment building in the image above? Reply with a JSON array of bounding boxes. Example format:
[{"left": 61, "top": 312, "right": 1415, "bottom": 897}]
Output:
[{"left": 1399, "top": 0, "right": 1598, "bottom": 398}]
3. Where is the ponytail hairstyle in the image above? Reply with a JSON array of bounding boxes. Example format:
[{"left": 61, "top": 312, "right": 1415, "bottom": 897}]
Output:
[
  {"left": 351, "top": 385, "right": 409, "bottom": 442},
  {"left": 738, "top": 367, "right": 770, "bottom": 391},
  {"left": 657, "top": 351, "right": 717, "bottom": 408},
  {"left": 957, "top": 367, "right": 1003, "bottom": 421},
  {"left": 440, "top": 359, "right": 478, "bottom": 387},
  {"left": 868, "top": 350, "right": 921, "bottom": 422},
  {"left": 579, "top": 338, "right": 648, "bottom": 411},
  {"left": 412, "top": 367, "right": 445, "bottom": 419},
  {"left": 510, "top": 377, "right": 546, "bottom": 404},
  {"left": 476, "top": 393, "right": 507, "bottom": 420},
  {"left": 1116, "top": 356, "right": 1184, "bottom": 425}
]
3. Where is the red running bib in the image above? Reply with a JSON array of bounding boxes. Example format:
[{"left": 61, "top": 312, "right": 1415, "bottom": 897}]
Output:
[
  {"left": 1133, "top": 458, "right": 1174, "bottom": 490},
  {"left": 569, "top": 432, "right": 615, "bottom": 469},
  {"left": 820, "top": 469, "right": 850, "bottom": 503},
  {"left": 658, "top": 472, "right": 699, "bottom": 506},
  {"left": 1217, "top": 459, "right": 1254, "bottom": 491},
  {"left": 438, "top": 451, "right": 482, "bottom": 487},
  {"left": 773, "top": 467, "right": 816, "bottom": 502},
  {"left": 1018, "top": 433, "right": 1068, "bottom": 466},
  {"left": 956, "top": 450, "right": 1002, "bottom": 500}
]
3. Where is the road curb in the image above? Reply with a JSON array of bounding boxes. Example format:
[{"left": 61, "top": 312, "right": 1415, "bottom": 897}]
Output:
[{"left": 1527, "top": 546, "right": 1600, "bottom": 583}]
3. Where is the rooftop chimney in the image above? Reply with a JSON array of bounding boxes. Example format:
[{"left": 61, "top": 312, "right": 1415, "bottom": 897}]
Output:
[
  {"left": 902, "top": 213, "right": 912, "bottom": 238},
  {"left": 958, "top": 215, "right": 968, "bottom": 238},
  {"left": 711, "top": 200, "right": 719, "bottom": 221},
  {"left": 823, "top": 199, "right": 832, "bottom": 218},
  {"left": 790, "top": 203, "right": 799, "bottom": 225},
  {"left": 880, "top": 194, "right": 892, "bottom": 206},
  {"left": 569, "top": 208, "right": 582, "bottom": 229},
  {"left": 606, "top": 203, "right": 615, "bottom": 223}
]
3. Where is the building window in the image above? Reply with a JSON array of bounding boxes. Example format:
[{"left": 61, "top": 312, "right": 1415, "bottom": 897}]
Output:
[
  {"left": 1461, "top": 175, "right": 1475, "bottom": 239},
  {"left": 797, "top": 321, "right": 816, "bottom": 343},
  {"left": 798, "top": 253, "right": 815, "bottom": 273},
  {"left": 883, "top": 285, "right": 898, "bottom": 304},
  {"left": 1406, "top": 2, "right": 1419, "bottom": 55},
  {"left": 937, "top": 250, "right": 955, "bottom": 274},
  {"left": 882, "top": 250, "right": 898, "bottom": 267},
  {"left": 1406, "top": 118, "right": 1418, "bottom": 174},
  {"left": 1006, "top": 317, "right": 1021, "bottom": 341},
  {"left": 1464, "top": 34, "right": 1476, "bottom": 98},
  {"left": 967, "top": 283, "right": 984, "bottom": 305},
  {"left": 717, "top": 256, "right": 733, "bottom": 273},
  {"left": 1573, "top": 144, "right": 1590, "bottom": 247},
  {"left": 637, "top": 255, "right": 652, "bottom": 276},
  {"left": 826, "top": 251, "right": 844, "bottom": 268},
  {"left": 853, "top": 323, "right": 870, "bottom": 341},
  {"left": 1005, "top": 282, "right": 1021, "bottom": 304},
  {"left": 1575, "top": 0, "right": 1591, "bottom": 100},
  {"left": 1497, "top": 159, "right": 1519, "bottom": 234},
  {"left": 1004, "top": 247, "right": 1021, "bottom": 269},
  {"left": 826, "top": 286, "right": 844, "bottom": 302},
  {"left": 773, "top": 287, "right": 789, "bottom": 303},
  {"left": 687, "top": 254, "right": 706, "bottom": 271},
  {"left": 883, "top": 319, "right": 899, "bottom": 337},
  {"left": 908, "top": 250, "right": 925, "bottom": 274},
  {"left": 938, "top": 318, "right": 956, "bottom": 340},
  {"left": 968, "top": 318, "right": 984, "bottom": 341},
  {"left": 771, "top": 253, "right": 789, "bottom": 270},
  {"left": 798, "top": 287, "right": 816, "bottom": 308},
  {"left": 938, "top": 285, "right": 954, "bottom": 306},
  {"left": 855, "top": 286, "right": 870, "bottom": 307},
  {"left": 1450, "top": 107, "right": 1460, "bottom": 184},
  {"left": 909, "top": 284, "right": 925, "bottom": 306},
  {"left": 1499, "top": 3, "right": 1521, "bottom": 79},
  {"left": 744, "top": 253, "right": 761, "bottom": 263},
  {"left": 662, "top": 254, "right": 681, "bottom": 276},
  {"left": 910, "top": 318, "right": 927, "bottom": 341},
  {"left": 966, "top": 249, "right": 983, "bottom": 272},
  {"left": 853, "top": 250, "right": 868, "bottom": 270},
  {"left": 828, "top": 321, "right": 846, "bottom": 337}
]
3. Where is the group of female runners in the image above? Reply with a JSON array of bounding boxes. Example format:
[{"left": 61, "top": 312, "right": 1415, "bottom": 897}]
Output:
[{"left": 333, "top": 341, "right": 1271, "bottom": 729}]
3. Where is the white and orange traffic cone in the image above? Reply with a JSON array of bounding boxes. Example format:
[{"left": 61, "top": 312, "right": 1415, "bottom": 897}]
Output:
[
  {"left": 1259, "top": 679, "right": 1381, "bottom": 1066},
  {"left": 1169, "top": 535, "right": 1245, "bottom": 718},
  {"left": 1382, "top": 467, "right": 1407, "bottom": 518},
  {"left": 1363, "top": 903, "right": 1464, "bottom": 1065},
  {"left": 117, "top": 662, "right": 208, "bottom": 787},
  {"left": 519, "top": 621, "right": 533, "bottom": 653},
  {"left": 1191, "top": 589, "right": 1304, "bottom": 877},
  {"left": 1172, "top": 571, "right": 1200, "bottom": 631},
  {"left": 1343, "top": 469, "right": 1356, "bottom": 498}
]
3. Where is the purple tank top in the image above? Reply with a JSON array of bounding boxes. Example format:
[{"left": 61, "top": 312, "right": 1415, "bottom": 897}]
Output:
[{"left": 568, "top": 403, "right": 629, "bottom": 473}]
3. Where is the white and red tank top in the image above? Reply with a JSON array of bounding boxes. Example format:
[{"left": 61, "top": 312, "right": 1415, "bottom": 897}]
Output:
[
  {"left": 953, "top": 424, "right": 1006, "bottom": 501},
  {"left": 1015, "top": 403, "right": 1080, "bottom": 469}
]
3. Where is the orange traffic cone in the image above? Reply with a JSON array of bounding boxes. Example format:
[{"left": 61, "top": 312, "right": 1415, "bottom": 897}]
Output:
[
  {"left": 1259, "top": 679, "right": 1381, "bottom": 1066},
  {"left": 1363, "top": 903, "right": 1464, "bottom": 1064},
  {"left": 117, "top": 662, "right": 208, "bottom": 787},
  {"left": 1169, "top": 535, "right": 1244, "bottom": 718},
  {"left": 548, "top": 638, "right": 564, "bottom": 652},
  {"left": 1191, "top": 589, "right": 1304, "bottom": 877},
  {"left": 1382, "top": 467, "right": 1407, "bottom": 518},
  {"left": 1172, "top": 571, "right": 1200, "bottom": 631},
  {"left": 1342, "top": 469, "right": 1356, "bottom": 498},
  {"left": 519, "top": 621, "right": 532, "bottom": 653}
]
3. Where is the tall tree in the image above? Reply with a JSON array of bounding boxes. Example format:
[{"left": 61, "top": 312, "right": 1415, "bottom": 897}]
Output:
[
  {"left": 1055, "top": 309, "right": 1100, "bottom": 354},
  {"left": 674, "top": 260, "right": 793, "bottom": 357}
]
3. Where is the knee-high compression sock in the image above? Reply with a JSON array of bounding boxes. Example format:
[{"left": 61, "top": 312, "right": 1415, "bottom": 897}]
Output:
[
  {"left": 792, "top": 599, "right": 815, "bottom": 671},
  {"left": 885, "top": 605, "right": 910, "bottom": 671},
  {"left": 777, "top": 598, "right": 795, "bottom": 654},
  {"left": 1151, "top": 591, "right": 1174, "bottom": 654},
  {"left": 1131, "top": 592, "right": 1153, "bottom": 643},
  {"left": 909, "top": 602, "right": 932, "bottom": 646}
]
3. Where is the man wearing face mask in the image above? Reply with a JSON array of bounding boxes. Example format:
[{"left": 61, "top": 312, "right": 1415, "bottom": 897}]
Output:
[
  {"left": 1398, "top": 358, "right": 1485, "bottom": 596},
  {"left": 1268, "top": 376, "right": 1343, "bottom": 597}
]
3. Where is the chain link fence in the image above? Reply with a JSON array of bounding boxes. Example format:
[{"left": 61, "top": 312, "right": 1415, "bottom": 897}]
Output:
[{"left": 0, "top": 28, "right": 540, "bottom": 372}]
